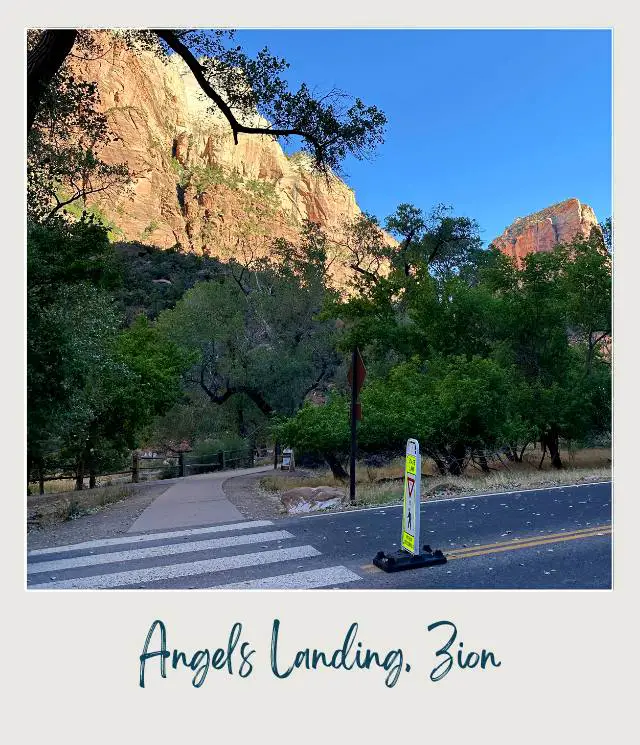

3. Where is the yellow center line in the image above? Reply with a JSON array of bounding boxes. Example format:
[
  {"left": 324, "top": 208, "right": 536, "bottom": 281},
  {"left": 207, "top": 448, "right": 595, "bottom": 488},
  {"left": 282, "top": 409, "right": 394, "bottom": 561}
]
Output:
[
  {"left": 363, "top": 524, "right": 611, "bottom": 571},
  {"left": 445, "top": 524, "right": 610, "bottom": 555},
  {"left": 447, "top": 525, "right": 611, "bottom": 561}
]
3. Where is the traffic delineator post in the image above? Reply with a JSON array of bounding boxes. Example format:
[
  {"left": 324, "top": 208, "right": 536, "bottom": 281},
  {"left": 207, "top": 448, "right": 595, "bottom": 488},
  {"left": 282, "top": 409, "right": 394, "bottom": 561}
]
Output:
[{"left": 372, "top": 438, "right": 447, "bottom": 573}]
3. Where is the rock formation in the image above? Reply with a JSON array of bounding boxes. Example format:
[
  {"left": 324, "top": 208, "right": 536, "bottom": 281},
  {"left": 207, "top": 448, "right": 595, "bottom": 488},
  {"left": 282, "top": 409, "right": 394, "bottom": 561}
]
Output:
[
  {"left": 67, "top": 33, "right": 389, "bottom": 278},
  {"left": 491, "top": 198, "right": 599, "bottom": 262}
]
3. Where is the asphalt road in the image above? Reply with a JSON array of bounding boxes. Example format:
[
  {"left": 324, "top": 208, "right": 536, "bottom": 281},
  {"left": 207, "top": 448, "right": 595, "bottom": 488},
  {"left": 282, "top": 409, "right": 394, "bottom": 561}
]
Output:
[{"left": 27, "top": 481, "right": 611, "bottom": 590}]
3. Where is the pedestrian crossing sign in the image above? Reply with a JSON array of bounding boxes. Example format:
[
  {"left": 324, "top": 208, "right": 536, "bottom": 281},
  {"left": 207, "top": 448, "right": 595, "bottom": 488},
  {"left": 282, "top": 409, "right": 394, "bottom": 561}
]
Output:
[{"left": 401, "top": 439, "right": 421, "bottom": 554}]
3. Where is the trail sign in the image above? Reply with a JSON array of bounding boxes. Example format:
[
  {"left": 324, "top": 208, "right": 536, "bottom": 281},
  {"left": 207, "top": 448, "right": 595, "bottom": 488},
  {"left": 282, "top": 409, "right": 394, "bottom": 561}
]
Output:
[
  {"left": 401, "top": 439, "right": 421, "bottom": 554},
  {"left": 347, "top": 348, "right": 367, "bottom": 397}
]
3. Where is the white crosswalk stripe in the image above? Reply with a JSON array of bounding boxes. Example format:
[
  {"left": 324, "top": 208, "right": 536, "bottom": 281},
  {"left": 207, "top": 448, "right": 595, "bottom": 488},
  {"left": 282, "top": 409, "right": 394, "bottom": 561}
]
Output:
[
  {"left": 27, "top": 521, "right": 363, "bottom": 590},
  {"left": 27, "top": 530, "right": 293, "bottom": 575},
  {"left": 27, "top": 520, "right": 275, "bottom": 557},
  {"left": 217, "top": 567, "right": 361, "bottom": 590}
]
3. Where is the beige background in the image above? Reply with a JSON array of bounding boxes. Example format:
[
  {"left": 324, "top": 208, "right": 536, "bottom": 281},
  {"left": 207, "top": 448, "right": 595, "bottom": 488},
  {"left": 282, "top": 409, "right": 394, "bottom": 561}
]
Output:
[{"left": 7, "top": 3, "right": 637, "bottom": 742}]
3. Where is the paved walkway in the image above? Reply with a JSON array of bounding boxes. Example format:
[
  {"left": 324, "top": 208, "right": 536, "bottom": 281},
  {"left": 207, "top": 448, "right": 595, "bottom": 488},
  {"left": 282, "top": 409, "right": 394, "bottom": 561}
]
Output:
[{"left": 128, "top": 465, "right": 273, "bottom": 533}]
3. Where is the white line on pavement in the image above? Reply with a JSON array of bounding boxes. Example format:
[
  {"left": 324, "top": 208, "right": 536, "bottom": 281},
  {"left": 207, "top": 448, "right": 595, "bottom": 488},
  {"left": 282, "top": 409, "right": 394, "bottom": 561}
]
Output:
[
  {"left": 27, "top": 520, "right": 275, "bottom": 557},
  {"left": 300, "top": 481, "right": 612, "bottom": 519},
  {"left": 29, "top": 545, "right": 322, "bottom": 589},
  {"left": 216, "top": 566, "right": 361, "bottom": 589},
  {"left": 28, "top": 530, "right": 293, "bottom": 575}
]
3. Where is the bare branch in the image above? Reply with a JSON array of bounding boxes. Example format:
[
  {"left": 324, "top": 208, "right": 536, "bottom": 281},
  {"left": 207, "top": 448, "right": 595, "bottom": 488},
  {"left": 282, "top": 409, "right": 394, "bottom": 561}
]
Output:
[{"left": 152, "top": 29, "right": 325, "bottom": 161}]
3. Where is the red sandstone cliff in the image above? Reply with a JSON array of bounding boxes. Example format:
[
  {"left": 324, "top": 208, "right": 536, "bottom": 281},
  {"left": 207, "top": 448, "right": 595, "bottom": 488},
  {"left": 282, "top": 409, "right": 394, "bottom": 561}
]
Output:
[
  {"left": 67, "top": 33, "right": 389, "bottom": 275},
  {"left": 491, "top": 198, "right": 599, "bottom": 262}
]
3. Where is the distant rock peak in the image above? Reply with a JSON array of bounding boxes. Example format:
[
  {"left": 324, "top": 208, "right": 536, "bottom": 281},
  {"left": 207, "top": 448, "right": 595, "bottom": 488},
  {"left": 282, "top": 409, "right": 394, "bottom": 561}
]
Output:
[{"left": 491, "top": 198, "right": 599, "bottom": 262}]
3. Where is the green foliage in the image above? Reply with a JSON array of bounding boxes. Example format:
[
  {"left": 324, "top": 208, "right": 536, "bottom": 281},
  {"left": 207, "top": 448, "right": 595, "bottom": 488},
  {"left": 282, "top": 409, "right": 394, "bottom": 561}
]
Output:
[
  {"left": 156, "top": 242, "right": 339, "bottom": 419},
  {"left": 116, "top": 314, "right": 197, "bottom": 416},
  {"left": 320, "top": 214, "right": 611, "bottom": 473},
  {"left": 275, "top": 395, "right": 350, "bottom": 454},
  {"left": 114, "top": 242, "right": 225, "bottom": 322},
  {"left": 279, "top": 358, "right": 523, "bottom": 471},
  {"left": 27, "top": 219, "right": 194, "bottom": 480}
]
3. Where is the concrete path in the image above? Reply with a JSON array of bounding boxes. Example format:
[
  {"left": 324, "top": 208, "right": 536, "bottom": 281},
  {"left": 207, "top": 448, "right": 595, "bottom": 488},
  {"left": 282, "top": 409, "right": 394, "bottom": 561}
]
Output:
[{"left": 128, "top": 466, "right": 273, "bottom": 532}]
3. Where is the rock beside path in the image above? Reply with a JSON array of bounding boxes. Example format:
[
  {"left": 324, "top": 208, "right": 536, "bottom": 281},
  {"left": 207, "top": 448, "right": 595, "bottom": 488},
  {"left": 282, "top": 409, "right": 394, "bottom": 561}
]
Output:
[{"left": 280, "top": 486, "right": 347, "bottom": 514}]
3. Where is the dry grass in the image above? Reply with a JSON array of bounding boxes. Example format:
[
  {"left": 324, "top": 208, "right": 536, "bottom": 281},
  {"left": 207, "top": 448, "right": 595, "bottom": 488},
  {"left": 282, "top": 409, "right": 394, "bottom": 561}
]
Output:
[
  {"left": 27, "top": 484, "right": 135, "bottom": 530},
  {"left": 27, "top": 474, "right": 131, "bottom": 495},
  {"left": 260, "top": 446, "right": 611, "bottom": 510}
]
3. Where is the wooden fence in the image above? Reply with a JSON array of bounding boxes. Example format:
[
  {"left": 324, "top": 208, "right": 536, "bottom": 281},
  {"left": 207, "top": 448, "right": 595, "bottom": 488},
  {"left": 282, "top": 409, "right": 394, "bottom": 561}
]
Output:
[{"left": 27, "top": 449, "right": 255, "bottom": 494}]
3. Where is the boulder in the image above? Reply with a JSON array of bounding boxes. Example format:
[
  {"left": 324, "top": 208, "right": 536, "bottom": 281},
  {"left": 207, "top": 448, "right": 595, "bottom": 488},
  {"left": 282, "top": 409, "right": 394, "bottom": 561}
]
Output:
[{"left": 280, "top": 486, "right": 347, "bottom": 514}]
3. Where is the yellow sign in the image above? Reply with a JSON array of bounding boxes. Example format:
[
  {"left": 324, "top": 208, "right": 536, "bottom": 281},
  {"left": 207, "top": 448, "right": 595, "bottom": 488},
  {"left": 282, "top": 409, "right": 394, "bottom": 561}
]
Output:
[
  {"left": 401, "top": 531, "right": 415, "bottom": 553},
  {"left": 406, "top": 455, "right": 417, "bottom": 475}
]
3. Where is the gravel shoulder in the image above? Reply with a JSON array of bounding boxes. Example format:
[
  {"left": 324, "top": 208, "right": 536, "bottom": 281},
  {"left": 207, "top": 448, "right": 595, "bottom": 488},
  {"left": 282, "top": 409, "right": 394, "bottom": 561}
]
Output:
[
  {"left": 222, "top": 472, "right": 285, "bottom": 519},
  {"left": 26, "top": 482, "right": 170, "bottom": 551}
]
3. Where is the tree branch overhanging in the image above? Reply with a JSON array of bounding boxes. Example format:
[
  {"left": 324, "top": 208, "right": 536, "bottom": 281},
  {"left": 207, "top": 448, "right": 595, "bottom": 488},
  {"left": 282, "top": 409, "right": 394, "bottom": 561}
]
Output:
[
  {"left": 152, "top": 29, "right": 325, "bottom": 162},
  {"left": 27, "top": 30, "right": 78, "bottom": 133}
]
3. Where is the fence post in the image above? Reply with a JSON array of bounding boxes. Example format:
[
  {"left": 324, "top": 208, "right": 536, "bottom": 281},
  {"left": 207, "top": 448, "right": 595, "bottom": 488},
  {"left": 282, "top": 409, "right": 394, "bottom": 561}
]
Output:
[
  {"left": 179, "top": 452, "right": 185, "bottom": 478},
  {"left": 273, "top": 442, "right": 279, "bottom": 470},
  {"left": 222, "top": 451, "right": 226, "bottom": 470},
  {"left": 132, "top": 452, "right": 139, "bottom": 483}
]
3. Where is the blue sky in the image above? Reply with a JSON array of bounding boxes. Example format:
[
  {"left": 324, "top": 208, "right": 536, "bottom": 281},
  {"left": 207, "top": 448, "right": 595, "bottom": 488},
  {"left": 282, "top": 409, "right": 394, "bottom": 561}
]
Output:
[{"left": 234, "top": 29, "right": 612, "bottom": 245}]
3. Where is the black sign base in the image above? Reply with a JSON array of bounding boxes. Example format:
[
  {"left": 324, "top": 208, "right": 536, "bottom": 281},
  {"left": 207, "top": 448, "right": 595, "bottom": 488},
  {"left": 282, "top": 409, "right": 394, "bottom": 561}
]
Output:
[{"left": 372, "top": 545, "right": 447, "bottom": 573}]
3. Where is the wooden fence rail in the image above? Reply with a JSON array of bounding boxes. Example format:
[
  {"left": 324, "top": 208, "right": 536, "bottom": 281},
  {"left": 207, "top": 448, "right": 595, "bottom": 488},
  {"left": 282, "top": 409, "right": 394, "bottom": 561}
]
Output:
[{"left": 27, "top": 449, "right": 255, "bottom": 494}]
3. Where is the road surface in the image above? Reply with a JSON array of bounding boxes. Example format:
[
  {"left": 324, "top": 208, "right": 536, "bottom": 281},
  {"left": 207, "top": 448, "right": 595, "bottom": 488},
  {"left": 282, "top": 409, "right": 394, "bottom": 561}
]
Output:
[{"left": 27, "top": 481, "right": 611, "bottom": 590}]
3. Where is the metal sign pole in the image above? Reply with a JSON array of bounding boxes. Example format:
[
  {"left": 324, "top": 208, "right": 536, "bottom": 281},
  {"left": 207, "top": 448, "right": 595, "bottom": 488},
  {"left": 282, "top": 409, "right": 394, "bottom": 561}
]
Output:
[{"left": 349, "top": 347, "right": 357, "bottom": 504}]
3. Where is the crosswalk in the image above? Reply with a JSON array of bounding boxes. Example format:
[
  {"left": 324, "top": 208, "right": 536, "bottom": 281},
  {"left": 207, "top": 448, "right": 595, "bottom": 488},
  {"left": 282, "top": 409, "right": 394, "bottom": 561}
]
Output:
[{"left": 27, "top": 520, "right": 362, "bottom": 590}]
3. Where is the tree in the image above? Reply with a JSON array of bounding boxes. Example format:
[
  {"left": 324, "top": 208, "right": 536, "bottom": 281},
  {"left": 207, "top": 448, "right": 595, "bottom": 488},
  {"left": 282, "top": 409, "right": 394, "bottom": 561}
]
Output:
[
  {"left": 27, "top": 31, "right": 132, "bottom": 221},
  {"left": 278, "top": 357, "right": 522, "bottom": 477},
  {"left": 324, "top": 211, "right": 611, "bottom": 473},
  {"left": 27, "top": 218, "right": 192, "bottom": 489},
  {"left": 27, "top": 29, "right": 386, "bottom": 175},
  {"left": 558, "top": 234, "right": 612, "bottom": 372},
  {"left": 27, "top": 72, "right": 132, "bottom": 222},
  {"left": 275, "top": 395, "right": 351, "bottom": 479},
  {"left": 156, "top": 232, "right": 341, "bottom": 427},
  {"left": 479, "top": 241, "right": 611, "bottom": 467},
  {"left": 384, "top": 203, "right": 483, "bottom": 279},
  {"left": 27, "top": 217, "right": 122, "bottom": 473}
]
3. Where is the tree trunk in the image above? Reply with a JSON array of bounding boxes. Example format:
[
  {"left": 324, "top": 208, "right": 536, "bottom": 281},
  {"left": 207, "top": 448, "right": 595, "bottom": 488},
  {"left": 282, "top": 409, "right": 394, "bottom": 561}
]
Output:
[
  {"left": 27, "top": 30, "right": 77, "bottom": 133},
  {"left": 543, "top": 428, "right": 563, "bottom": 469},
  {"left": 89, "top": 470, "right": 96, "bottom": 489},
  {"left": 504, "top": 446, "right": 515, "bottom": 462},
  {"left": 27, "top": 453, "right": 33, "bottom": 495},
  {"left": 75, "top": 459, "right": 85, "bottom": 490},
  {"left": 324, "top": 452, "right": 349, "bottom": 481},
  {"left": 475, "top": 451, "right": 490, "bottom": 473},
  {"left": 428, "top": 450, "right": 448, "bottom": 475},
  {"left": 447, "top": 443, "right": 467, "bottom": 476},
  {"left": 38, "top": 461, "right": 45, "bottom": 495},
  {"left": 538, "top": 442, "right": 547, "bottom": 469}
]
